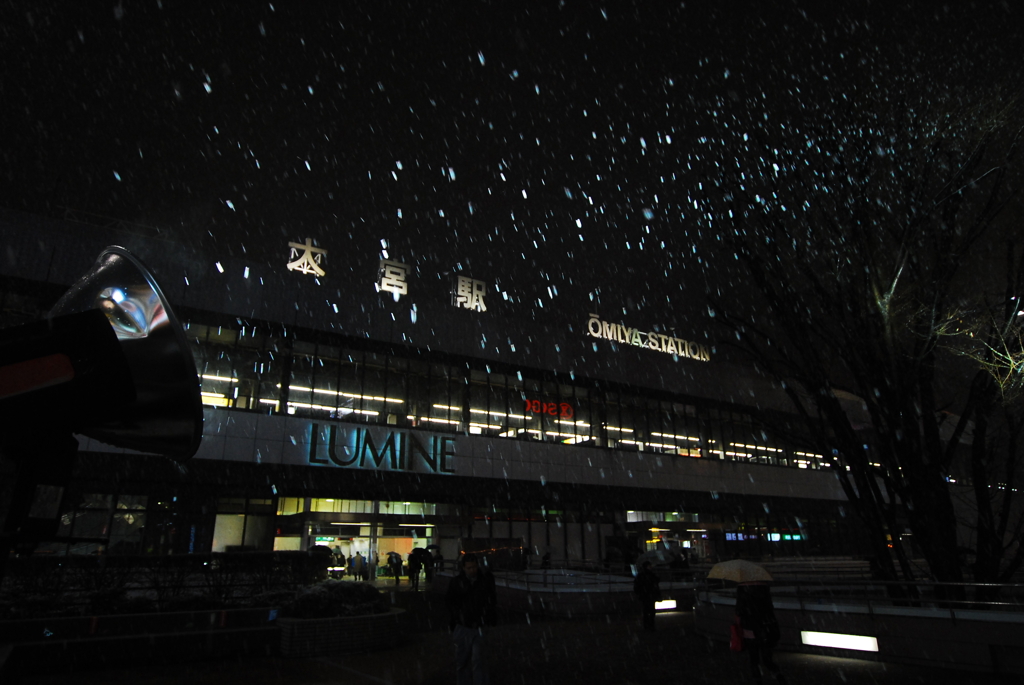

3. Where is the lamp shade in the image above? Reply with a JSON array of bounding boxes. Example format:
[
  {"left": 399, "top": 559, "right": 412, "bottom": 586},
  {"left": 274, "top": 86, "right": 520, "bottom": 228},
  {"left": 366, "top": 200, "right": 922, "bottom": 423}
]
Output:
[{"left": 49, "top": 246, "right": 203, "bottom": 460}]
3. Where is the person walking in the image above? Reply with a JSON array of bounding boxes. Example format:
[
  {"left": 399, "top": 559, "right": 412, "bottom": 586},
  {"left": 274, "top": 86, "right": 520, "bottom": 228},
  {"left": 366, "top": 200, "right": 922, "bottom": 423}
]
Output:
[
  {"left": 352, "top": 551, "right": 365, "bottom": 581},
  {"left": 633, "top": 561, "right": 661, "bottom": 631},
  {"left": 408, "top": 549, "right": 424, "bottom": 590},
  {"left": 424, "top": 550, "right": 435, "bottom": 582},
  {"left": 388, "top": 552, "right": 403, "bottom": 585},
  {"left": 446, "top": 553, "right": 497, "bottom": 685},
  {"left": 735, "top": 582, "right": 786, "bottom": 684}
]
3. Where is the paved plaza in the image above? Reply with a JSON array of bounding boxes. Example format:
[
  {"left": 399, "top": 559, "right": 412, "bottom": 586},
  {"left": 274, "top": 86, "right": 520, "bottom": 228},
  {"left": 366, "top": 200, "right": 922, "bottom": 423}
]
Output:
[{"left": 15, "top": 581, "right": 1021, "bottom": 685}]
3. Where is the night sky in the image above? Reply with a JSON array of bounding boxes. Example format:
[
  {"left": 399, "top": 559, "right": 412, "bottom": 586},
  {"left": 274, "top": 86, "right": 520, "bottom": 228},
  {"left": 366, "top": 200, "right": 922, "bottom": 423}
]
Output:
[{"left": 2, "top": 1, "right": 1022, "bottom": 329}]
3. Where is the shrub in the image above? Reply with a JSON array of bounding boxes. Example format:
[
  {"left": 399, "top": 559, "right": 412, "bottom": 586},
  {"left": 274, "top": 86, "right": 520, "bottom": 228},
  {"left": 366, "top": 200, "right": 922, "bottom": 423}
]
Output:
[{"left": 280, "top": 581, "right": 387, "bottom": 619}]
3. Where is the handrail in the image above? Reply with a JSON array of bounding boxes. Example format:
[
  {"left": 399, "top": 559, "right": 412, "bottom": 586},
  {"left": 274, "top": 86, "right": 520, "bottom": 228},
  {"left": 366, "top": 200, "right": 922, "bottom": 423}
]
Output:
[{"left": 697, "top": 579, "right": 1024, "bottom": 621}]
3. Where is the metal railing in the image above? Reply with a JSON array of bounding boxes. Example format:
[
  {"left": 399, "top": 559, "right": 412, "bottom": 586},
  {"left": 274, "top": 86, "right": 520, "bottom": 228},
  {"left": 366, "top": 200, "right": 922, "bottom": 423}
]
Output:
[{"left": 699, "top": 580, "right": 1024, "bottom": 621}]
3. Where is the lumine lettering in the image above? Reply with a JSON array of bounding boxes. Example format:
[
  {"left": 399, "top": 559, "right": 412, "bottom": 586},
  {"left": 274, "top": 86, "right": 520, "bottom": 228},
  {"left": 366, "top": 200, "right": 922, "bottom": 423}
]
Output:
[{"left": 308, "top": 424, "right": 455, "bottom": 474}]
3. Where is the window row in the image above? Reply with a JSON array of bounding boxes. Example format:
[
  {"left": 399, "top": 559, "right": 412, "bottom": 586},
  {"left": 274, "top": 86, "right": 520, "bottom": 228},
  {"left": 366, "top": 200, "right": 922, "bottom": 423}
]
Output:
[{"left": 187, "top": 322, "right": 826, "bottom": 469}]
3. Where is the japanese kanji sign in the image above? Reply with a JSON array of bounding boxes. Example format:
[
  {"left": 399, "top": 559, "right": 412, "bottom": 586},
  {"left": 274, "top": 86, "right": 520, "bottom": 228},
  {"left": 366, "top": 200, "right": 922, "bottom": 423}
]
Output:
[
  {"left": 377, "top": 259, "right": 410, "bottom": 298},
  {"left": 453, "top": 276, "right": 488, "bottom": 312},
  {"left": 286, "top": 238, "right": 327, "bottom": 276}
]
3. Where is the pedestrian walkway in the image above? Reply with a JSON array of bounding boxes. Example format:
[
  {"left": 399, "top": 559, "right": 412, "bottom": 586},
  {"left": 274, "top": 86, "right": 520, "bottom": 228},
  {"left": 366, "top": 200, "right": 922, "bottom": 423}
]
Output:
[{"left": 16, "top": 592, "right": 1020, "bottom": 685}]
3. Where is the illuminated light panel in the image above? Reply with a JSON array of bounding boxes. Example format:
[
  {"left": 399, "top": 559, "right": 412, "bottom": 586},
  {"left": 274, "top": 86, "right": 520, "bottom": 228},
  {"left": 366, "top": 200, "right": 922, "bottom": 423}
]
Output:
[
  {"left": 619, "top": 440, "right": 644, "bottom": 447},
  {"left": 469, "top": 422, "right": 502, "bottom": 430},
  {"left": 200, "top": 391, "right": 226, "bottom": 398},
  {"left": 432, "top": 404, "right": 462, "bottom": 411},
  {"left": 202, "top": 374, "right": 239, "bottom": 383},
  {"left": 604, "top": 425, "right": 634, "bottom": 433},
  {"left": 282, "top": 384, "right": 403, "bottom": 403},
  {"left": 470, "top": 408, "right": 531, "bottom": 420},
  {"left": 795, "top": 451, "right": 824, "bottom": 459},
  {"left": 730, "top": 442, "right": 784, "bottom": 453},
  {"left": 544, "top": 431, "right": 589, "bottom": 440},
  {"left": 409, "top": 416, "right": 460, "bottom": 425},
  {"left": 556, "top": 419, "right": 590, "bottom": 427},
  {"left": 711, "top": 450, "right": 754, "bottom": 458},
  {"left": 646, "top": 442, "right": 687, "bottom": 450},
  {"left": 259, "top": 399, "right": 280, "bottom": 405},
  {"left": 289, "top": 402, "right": 378, "bottom": 416},
  {"left": 654, "top": 599, "right": 677, "bottom": 611},
  {"left": 201, "top": 395, "right": 231, "bottom": 407},
  {"left": 651, "top": 432, "right": 700, "bottom": 442},
  {"left": 800, "top": 631, "right": 878, "bottom": 652}
]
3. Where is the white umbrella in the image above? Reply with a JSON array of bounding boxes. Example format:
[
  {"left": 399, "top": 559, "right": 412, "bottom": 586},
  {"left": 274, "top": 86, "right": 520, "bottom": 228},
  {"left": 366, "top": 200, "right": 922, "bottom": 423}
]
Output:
[{"left": 706, "top": 559, "right": 773, "bottom": 583}]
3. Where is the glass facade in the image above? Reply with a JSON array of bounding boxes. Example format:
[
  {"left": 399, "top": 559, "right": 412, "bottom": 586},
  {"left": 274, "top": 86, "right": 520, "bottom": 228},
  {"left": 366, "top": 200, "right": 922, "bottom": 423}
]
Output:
[
  {"left": 186, "top": 320, "right": 827, "bottom": 470},
  {"left": 0, "top": 282, "right": 857, "bottom": 560}
]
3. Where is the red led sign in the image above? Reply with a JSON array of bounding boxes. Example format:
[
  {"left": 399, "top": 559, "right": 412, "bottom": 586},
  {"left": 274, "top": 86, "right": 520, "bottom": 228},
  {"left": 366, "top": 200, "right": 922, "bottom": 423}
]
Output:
[{"left": 524, "top": 399, "right": 575, "bottom": 419}]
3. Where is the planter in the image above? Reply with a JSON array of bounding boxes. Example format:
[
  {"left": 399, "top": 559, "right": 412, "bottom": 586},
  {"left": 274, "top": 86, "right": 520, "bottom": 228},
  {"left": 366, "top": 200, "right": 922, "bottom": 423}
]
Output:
[{"left": 279, "top": 607, "right": 407, "bottom": 656}]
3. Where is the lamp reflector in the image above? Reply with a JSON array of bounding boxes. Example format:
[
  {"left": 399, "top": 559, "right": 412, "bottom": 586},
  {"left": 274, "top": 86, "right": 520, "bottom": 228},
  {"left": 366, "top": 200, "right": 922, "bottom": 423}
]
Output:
[{"left": 49, "top": 246, "right": 203, "bottom": 460}]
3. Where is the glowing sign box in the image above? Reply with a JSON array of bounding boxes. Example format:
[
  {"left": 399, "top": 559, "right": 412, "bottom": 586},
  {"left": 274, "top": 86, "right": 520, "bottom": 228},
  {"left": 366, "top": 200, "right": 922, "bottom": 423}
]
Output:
[{"left": 801, "top": 631, "right": 879, "bottom": 652}]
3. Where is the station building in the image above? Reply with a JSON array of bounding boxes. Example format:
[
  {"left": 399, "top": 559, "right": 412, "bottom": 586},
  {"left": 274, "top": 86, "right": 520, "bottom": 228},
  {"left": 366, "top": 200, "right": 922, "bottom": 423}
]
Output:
[{"left": 0, "top": 209, "right": 862, "bottom": 567}]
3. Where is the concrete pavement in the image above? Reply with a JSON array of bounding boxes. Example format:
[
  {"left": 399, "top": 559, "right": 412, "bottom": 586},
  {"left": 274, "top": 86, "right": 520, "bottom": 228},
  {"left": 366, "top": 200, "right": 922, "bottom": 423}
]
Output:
[{"left": 14, "top": 580, "right": 1021, "bottom": 685}]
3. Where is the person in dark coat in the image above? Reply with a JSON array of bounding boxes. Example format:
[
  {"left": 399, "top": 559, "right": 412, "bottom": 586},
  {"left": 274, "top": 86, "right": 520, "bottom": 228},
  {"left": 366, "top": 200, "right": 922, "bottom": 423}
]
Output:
[
  {"left": 446, "top": 553, "right": 497, "bottom": 685},
  {"left": 351, "top": 551, "right": 365, "bottom": 580},
  {"left": 633, "top": 561, "right": 661, "bottom": 631},
  {"left": 388, "top": 552, "right": 403, "bottom": 585},
  {"left": 408, "top": 549, "right": 424, "bottom": 590},
  {"left": 735, "top": 582, "right": 786, "bottom": 684}
]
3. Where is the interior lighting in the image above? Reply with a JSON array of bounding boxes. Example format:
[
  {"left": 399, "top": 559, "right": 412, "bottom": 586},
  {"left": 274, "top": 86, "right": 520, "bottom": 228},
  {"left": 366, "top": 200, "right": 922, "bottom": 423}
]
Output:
[
  {"left": 604, "top": 425, "right": 634, "bottom": 433},
  {"left": 281, "top": 384, "right": 403, "bottom": 403},
  {"left": 468, "top": 422, "right": 502, "bottom": 430},
  {"left": 330, "top": 522, "right": 372, "bottom": 526},
  {"left": 646, "top": 441, "right": 685, "bottom": 450},
  {"left": 800, "top": 631, "right": 879, "bottom": 652},
  {"left": 414, "top": 416, "right": 461, "bottom": 425},
  {"left": 556, "top": 419, "right": 590, "bottom": 427},
  {"left": 200, "top": 391, "right": 225, "bottom": 398},
  {"left": 545, "top": 431, "right": 589, "bottom": 440},
  {"left": 202, "top": 374, "right": 239, "bottom": 383},
  {"left": 432, "top": 404, "right": 461, "bottom": 411},
  {"left": 288, "top": 402, "right": 378, "bottom": 416},
  {"left": 470, "top": 408, "right": 531, "bottom": 420},
  {"left": 730, "top": 442, "right": 783, "bottom": 453},
  {"left": 651, "top": 432, "right": 700, "bottom": 442},
  {"left": 654, "top": 600, "right": 677, "bottom": 611}
]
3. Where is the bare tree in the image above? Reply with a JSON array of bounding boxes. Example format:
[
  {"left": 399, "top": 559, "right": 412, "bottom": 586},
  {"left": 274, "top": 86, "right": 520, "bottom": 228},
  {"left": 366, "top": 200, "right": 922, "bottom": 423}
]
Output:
[{"left": 693, "top": 59, "right": 1024, "bottom": 583}]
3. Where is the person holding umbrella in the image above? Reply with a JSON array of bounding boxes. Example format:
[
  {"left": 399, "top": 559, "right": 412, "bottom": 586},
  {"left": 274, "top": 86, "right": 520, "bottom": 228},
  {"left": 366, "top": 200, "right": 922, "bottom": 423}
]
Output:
[
  {"left": 407, "top": 548, "right": 425, "bottom": 590},
  {"left": 708, "top": 560, "right": 786, "bottom": 684},
  {"left": 387, "top": 551, "right": 403, "bottom": 585}
]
